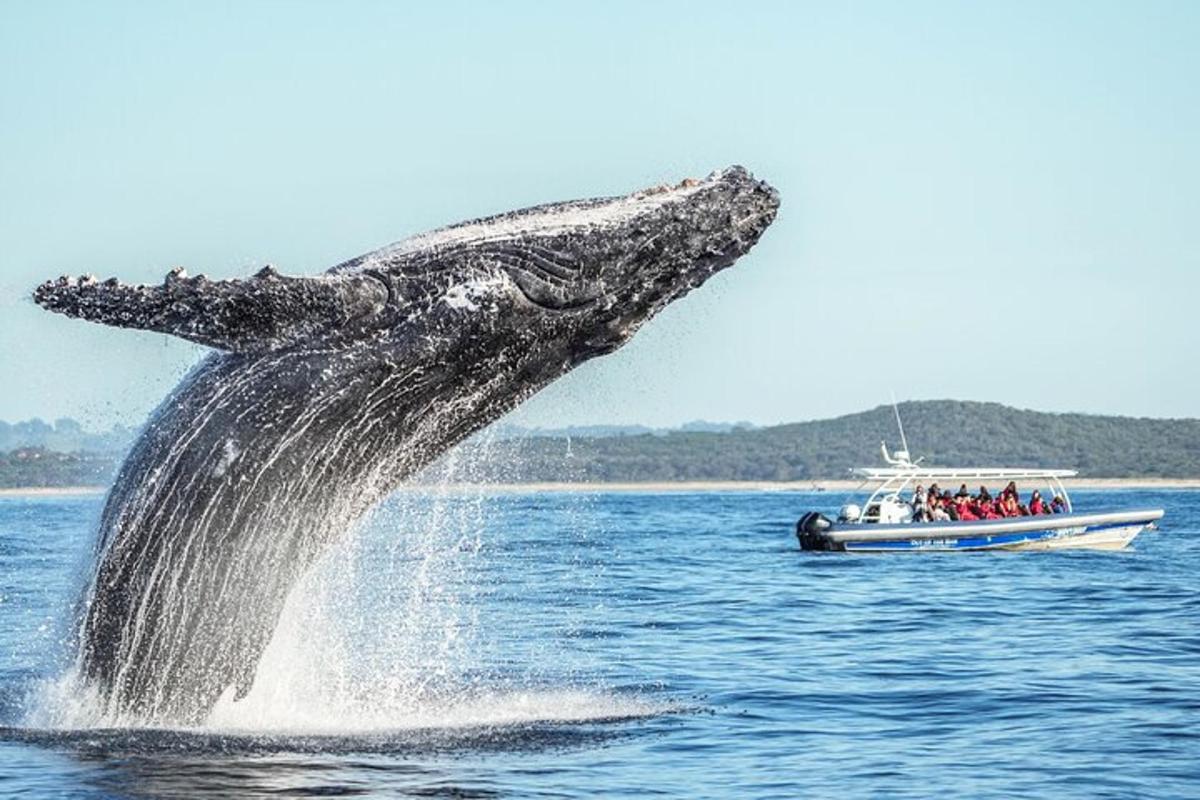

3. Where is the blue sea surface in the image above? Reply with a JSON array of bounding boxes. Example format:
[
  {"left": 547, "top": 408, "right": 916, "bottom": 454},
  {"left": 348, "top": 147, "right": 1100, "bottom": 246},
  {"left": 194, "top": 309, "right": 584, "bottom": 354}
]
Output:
[{"left": 0, "top": 489, "right": 1197, "bottom": 798}]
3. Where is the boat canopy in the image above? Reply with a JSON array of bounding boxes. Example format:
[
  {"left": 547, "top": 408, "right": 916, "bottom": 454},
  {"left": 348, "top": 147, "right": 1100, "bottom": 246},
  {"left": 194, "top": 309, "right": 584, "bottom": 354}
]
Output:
[
  {"left": 845, "top": 443, "right": 1077, "bottom": 522},
  {"left": 851, "top": 466, "right": 1077, "bottom": 481}
]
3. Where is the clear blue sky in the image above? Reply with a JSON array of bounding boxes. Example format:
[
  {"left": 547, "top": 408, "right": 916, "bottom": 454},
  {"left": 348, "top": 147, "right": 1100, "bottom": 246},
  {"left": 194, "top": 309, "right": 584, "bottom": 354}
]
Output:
[{"left": 1, "top": 1, "right": 1196, "bottom": 429}]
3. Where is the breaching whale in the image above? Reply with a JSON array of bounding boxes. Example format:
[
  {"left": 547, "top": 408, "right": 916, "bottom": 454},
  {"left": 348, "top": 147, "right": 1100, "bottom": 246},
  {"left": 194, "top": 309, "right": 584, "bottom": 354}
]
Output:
[{"left": 34, "top": 166, "right": 779, "bottom": 725}]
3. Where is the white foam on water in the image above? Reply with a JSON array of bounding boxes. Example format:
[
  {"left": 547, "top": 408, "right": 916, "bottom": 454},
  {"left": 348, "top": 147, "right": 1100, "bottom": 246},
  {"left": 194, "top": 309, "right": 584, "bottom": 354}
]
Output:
[
  {"left": 207, "top": 686, "right": 666, "bottom": 735},
  {"left": 27, "top": 667, "right": 667, "bottom": 734},
  {"left": 23, "top": 671, "right": 109, "bottom": 730}
]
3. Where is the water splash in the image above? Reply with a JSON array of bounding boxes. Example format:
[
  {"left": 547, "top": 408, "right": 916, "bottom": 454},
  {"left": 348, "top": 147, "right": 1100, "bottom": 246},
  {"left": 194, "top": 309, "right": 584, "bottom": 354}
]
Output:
[{"left": 27, "top": 436, "right": 661, "bottom": 734}]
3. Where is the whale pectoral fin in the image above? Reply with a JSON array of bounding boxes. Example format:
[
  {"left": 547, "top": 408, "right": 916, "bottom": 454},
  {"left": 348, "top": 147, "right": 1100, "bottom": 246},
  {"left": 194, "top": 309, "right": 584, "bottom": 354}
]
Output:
[{"left": 33, "top": 266, "right": 389, "bottom": 353}]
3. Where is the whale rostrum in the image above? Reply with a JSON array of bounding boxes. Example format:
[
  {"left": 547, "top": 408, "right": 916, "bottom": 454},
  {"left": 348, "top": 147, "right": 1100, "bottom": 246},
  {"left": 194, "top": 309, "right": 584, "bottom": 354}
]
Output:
[{"left": 34, "top": 166, "right": 779, "bottom": 725}]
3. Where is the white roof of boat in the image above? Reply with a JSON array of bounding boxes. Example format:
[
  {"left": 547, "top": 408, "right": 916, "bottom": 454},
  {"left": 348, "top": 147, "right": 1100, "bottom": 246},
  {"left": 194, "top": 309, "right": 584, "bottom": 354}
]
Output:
[{"left": 851, "top": 466, "right": 1078, "bottom": 481}]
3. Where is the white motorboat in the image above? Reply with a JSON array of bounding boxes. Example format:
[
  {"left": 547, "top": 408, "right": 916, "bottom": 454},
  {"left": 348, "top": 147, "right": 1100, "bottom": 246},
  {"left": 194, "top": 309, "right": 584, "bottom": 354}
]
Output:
[{"left": 796, "top": 443, "right": 1163, "bottom": 553}]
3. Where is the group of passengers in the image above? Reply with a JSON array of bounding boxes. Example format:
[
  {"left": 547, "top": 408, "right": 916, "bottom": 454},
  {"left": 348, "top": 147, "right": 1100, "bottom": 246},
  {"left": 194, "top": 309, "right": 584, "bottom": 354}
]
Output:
[{"left": 910, "top": 481, "right": 1066, "bottom": 522}]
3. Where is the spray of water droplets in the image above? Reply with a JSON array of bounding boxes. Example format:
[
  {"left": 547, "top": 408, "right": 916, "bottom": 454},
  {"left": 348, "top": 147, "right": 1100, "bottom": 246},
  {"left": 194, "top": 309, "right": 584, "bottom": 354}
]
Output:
[{"left": 27, "top": 435, "right": 666, "bottom": 734}]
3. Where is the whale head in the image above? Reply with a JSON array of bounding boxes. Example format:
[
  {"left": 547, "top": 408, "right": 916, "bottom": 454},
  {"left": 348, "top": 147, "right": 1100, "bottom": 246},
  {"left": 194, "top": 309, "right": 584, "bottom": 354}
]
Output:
[{"left": 349, "top": 165, "right": 779, "bottom": 374}]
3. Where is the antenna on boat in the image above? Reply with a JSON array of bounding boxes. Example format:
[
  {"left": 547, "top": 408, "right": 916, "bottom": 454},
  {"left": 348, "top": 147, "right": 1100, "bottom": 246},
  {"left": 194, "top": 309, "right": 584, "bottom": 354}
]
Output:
[{"left": 890, "top": 391, "right": 910, "bottom": 457}]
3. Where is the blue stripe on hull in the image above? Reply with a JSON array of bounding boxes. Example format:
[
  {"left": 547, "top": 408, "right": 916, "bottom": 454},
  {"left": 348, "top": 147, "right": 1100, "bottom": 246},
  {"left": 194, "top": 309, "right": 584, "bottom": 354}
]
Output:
[{"left": 840, "top": 521, "right": 1140, "bottom": 552}]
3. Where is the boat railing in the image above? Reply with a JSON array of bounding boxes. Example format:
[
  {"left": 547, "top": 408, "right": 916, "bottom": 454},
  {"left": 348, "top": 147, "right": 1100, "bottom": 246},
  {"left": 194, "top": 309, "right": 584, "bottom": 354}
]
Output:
[{"left": 849, "top": 443, "right": 1076, "bottom": 522}]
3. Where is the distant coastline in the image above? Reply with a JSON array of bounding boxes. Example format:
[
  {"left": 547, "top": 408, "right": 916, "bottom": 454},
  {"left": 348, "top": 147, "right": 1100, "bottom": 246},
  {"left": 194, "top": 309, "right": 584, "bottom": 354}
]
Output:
[
  {"left": 5, "top": 400, "right": 1200, "bottom": 489},
  {"left": 4, "top": 478, "right": 1199, "bottom": 498},
  {"left": 0, "top": 486, "right": 107, "bottom": 496}
]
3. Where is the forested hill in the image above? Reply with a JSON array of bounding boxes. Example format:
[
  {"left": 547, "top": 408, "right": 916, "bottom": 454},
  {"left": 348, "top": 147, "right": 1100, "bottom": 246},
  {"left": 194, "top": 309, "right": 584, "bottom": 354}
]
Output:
[
  {"left": 444, "top": 401, "right": 1200, "bottom": 482},
  {"left": 2, "top": 401, "right": 1199, "bottom": 487}
]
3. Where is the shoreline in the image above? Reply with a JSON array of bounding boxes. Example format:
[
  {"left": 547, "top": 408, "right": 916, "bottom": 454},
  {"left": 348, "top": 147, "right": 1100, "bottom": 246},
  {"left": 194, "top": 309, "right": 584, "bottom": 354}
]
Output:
[
  {"left": 3, "top": 478, "right": 1200, "bottom": 498},
  {"left": 0, "top": 486, "right": 108, "bottom": 497}
]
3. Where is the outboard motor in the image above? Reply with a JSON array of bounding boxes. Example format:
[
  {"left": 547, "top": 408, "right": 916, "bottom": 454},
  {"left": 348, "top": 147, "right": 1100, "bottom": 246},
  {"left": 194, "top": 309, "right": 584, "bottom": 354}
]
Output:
[{"left": 796, "top": 511, "right": 836, "bottom": 551}]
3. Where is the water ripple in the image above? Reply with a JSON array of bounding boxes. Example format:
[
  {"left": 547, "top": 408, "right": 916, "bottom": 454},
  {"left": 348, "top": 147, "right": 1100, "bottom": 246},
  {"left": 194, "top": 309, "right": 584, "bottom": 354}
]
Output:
[{"left": 0, "top": 490, "right": 1197, "bottom": 798}]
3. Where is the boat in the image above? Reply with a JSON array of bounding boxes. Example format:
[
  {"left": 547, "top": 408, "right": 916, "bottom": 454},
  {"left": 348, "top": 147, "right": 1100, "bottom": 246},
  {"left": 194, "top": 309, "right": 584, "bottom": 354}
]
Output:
[{"left": 795, "top": 442, "right": 1164, "bottom": 553}]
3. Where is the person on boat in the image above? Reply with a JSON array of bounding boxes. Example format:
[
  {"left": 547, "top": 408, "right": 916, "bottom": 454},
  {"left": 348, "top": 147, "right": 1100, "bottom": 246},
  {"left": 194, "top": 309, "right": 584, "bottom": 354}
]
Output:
[
  {"left": 929, "top": 500, "right": 951, "bottom": 521},
  {"left": 955, "top": 494, "right": 978, "bottom": 521},
  {"left": 1029, "top": 490, "right": 1045, "bottom": 515},
  {"left": 911, "top": 485, "right": 928, "bottom": 521},
  {"left": 1002, "top": 494, "right": 1023, "bottom": 517},
  {"left": 978, "top": 486, "right": 991, "bottom": 503},
  {"left": 966, "top": 494, "right": 982, "bottom": 517},
  {"left": 955, "top": 487, "right": 975, "bottom": 518},
  {"left": 1050, "top": 495, "right": 1067, "bottom": 514},
  {"left": 1003, "top": 481, "right": 1019, "bottom": 502},
  {"left": 941, "top": 490, "right": 959, "bottom": 520},
  {"left": 979, "top": 498, "right": 1002, "bottom": 520}
]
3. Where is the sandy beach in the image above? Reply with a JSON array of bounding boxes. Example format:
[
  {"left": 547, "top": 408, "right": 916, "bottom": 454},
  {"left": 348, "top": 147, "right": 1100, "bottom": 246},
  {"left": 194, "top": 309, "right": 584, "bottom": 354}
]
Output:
[
  {"left": 3, "top": 478, "right": 1199, "bottom": 498},
  {"left": 0, "top": 486, "right": 107, "bottom": 497}
]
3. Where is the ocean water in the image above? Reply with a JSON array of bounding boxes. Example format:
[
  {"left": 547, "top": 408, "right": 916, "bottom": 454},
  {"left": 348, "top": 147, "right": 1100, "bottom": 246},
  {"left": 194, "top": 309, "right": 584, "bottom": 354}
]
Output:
[{"left": 0, "top": 488, "right": 1197, "bottom": 798}]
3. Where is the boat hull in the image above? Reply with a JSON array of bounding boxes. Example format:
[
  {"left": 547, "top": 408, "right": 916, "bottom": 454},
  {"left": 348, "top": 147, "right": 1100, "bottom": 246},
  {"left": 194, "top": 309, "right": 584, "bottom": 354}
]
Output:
[{"left": 800, "top": 509, "right": 1164, "bottom": 553}]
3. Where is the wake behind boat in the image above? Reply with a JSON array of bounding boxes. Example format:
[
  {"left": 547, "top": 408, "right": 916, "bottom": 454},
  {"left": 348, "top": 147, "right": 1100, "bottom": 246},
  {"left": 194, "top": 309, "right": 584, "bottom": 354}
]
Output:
[{"left": 796, "top": 444, "right": 1164, "bottom": 553}]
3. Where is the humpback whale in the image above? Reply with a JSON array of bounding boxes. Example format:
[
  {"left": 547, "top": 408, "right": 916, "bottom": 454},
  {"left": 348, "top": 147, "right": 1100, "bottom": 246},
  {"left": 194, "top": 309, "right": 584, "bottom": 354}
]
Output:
[{"left": 34, "top": 166, "right": 779, "bottom": 725}]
